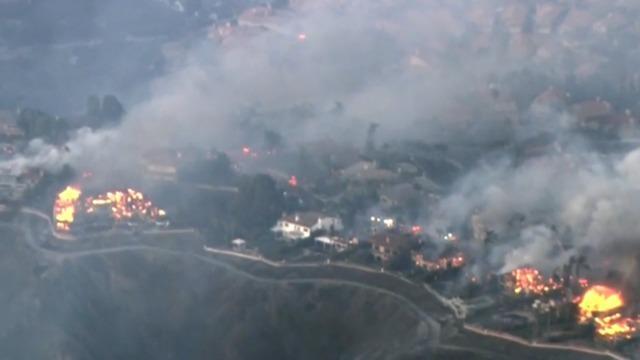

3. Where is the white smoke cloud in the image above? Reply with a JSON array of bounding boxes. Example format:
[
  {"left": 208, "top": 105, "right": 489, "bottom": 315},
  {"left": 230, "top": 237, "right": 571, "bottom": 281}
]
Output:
[
  {"left": 6, "top": 0, "right": 640, "bottom": 275},
  {"left": 0, "top": 127, "right": 118, "bottom": 175},
  {"left": 500, "top": 225, "right": 570, "bottom": 273}
]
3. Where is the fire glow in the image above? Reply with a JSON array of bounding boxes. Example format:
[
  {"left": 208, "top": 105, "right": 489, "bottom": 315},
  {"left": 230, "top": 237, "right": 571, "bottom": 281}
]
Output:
[
  {"left": 288, "top": 175, "right": 298, "bottom": 187},
  {"left": 577, "top": 285, "right": 638, "bottom": 341},
  {"left": 505, "top": 267, "right": 562, "bottom": 296},
  {"left": 85, "top": 189, "right": 166, "bottom": 221},
  {"left": 53, "top": 186, "right": 82, "bottom": 231},
  {"left": 53, "top": 186, "right": 166, "bottom": 232}
]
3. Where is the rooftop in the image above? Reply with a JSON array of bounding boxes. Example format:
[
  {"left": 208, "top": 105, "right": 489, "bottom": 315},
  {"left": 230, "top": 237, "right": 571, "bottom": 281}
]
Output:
[{"left": 281, "top": 211, "right": 331, "bottom": 228}]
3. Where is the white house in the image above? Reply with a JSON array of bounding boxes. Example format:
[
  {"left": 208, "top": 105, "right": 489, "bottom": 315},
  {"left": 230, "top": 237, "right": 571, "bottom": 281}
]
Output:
[
  {"left": 272, "top": 212, "right": 343, "bottom": 240},
  {"left": 315, "top": 236, "right": 358, "bottom": 252},
  {"left": 231, "top": 238, "right": 247, "bottom": 251}
]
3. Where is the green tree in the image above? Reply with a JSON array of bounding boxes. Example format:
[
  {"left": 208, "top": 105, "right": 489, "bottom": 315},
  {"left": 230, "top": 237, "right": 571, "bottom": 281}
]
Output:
[
  {"left": 180, "top": 152, "right": 234, "bottom": 184},
  {"left": 388, "top": 250, "right": 412, "bottom": 272},
  {"left": 16, "top": 108, "right": 67, "bottom": 141},
  {"left": 101, "top": 95, "right": 125, "bottom": 121},
  {"left": 86, "top": 95, "right": 101, "bottom": 118},
  {"left": 233, "top": 174, "right": 284, "bottom": 239},
  {"left": 263, "top": 129, "right": 283, "bottom": 151}
]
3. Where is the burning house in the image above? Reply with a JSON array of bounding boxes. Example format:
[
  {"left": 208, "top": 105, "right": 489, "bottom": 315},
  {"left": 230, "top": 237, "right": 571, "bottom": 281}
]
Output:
[
  {"left": 369, "top": 231, "right": 416, "bottom": 262},
  {"left": 576, "top": 285, "right": 639, "bottom": 342},
  {"left": 53, "top": 186, "right": 167, "bottom": 233},
  {"left": 412, "top": 249, "right": 465, "bottom": 273},
  {"left": 503, "top": 267, "right": 563, "bottom": 297}
]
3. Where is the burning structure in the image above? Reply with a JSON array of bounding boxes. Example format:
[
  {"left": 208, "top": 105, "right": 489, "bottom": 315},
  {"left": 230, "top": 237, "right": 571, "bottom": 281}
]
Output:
[
  {"left": 576, "top": 285, "right": 639, "bottom": 342},
  {"left": 493, "top": 265, "right": 640, "bottom": 344},
  {"left": 413, "top": 251, "right": 465, "bottom": 272},
  {"left": 53, "top": 186, "right": 82, "bottom": 231},
  {"left": 53, "top": 186, "right": 167, "bottom": 233},
  {"left": 503, "top": 267, "right": 563, "bottom": 296}
]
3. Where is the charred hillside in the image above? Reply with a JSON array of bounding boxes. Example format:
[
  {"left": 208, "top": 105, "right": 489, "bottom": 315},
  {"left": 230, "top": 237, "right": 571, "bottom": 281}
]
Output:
[{"left": 0, "top": 227, "right": 429, "bottom": 360}]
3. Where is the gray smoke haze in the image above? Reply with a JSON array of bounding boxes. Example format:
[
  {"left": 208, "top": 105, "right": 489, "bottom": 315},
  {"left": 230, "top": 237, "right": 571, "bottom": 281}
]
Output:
[
  {"left": 6, "top": 0, "right": 640, "bottom": 274},
  {"left": 429, "top": 144, "right": 640, "bottom": 273},
  {"left": 5, "top": 0, "right": 518, "bottom": 169}
]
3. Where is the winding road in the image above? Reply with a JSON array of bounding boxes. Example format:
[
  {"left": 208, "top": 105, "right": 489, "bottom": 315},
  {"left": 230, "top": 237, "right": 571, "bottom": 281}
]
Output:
[{"left": 12, "top": 207, "right": 630, "bottom": 360}]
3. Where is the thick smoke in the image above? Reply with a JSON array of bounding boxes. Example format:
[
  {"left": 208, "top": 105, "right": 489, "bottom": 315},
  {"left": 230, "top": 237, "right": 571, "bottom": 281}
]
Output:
[
  {"left": 6, "top": 0, "right": 640, "bottom": 274},
  {"left": 429, "top": 143, "right": 640, "bottom": 273},
  {"left": 6, "top": 0, "right": 513, "bottom": 168},
  {"left": 1, "top": 128, "right": 117, "bottom": 175}
]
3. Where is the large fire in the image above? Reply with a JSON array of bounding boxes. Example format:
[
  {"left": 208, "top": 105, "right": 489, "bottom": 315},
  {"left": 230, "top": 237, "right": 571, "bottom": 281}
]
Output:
[
  {"left": 414, "top": 252, "right": 465, "bottom": 272},
  {"left": 577, "top": 285, "right": 638, "bottom": 341},
  {"left": 578, "top": 285, "right": 624, "bottom": 319},
  {"left": 85, "top": 189, "right": 166, "bottom": 221},
  {"left": 505, "top": 267, "right": 562, "bottom": 296},
  {"left": 54, "top": 186, "right": 82, "bottom": 231},
  {"left": 53, "top": 186, "right": 166, "bottom": 232}
]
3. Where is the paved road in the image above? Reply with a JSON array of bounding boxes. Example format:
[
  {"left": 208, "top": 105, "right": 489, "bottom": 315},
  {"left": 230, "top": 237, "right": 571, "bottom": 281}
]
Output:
[
  {"left": 15, "top": 209, "right": 443, "bottom": 344},
  {"left": 462, "top": 325, "right": 628, "bottom": 360},
  {"left": 13, "top": 208, "right": 629, "bottom": 360}
]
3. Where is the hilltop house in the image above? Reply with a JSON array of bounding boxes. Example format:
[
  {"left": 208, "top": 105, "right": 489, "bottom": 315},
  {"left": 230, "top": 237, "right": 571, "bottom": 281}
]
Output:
[
  {"left": 572, "top": 99, "right": 613, "bottom": 130},
  {"left": 142, "top": 147, "right": 201, "bottom": 181},
  {"left": 272, "top": 212, "right": 343, "bottom": 241},
  {"left": 369, "top": 231, "right": 415, "bottom": 262},
  {"left": 340, "top": 161, "right": 398, "bottom": 184},
  {"left": 315, "top": 235, "right": 358, "bottom": 252}
]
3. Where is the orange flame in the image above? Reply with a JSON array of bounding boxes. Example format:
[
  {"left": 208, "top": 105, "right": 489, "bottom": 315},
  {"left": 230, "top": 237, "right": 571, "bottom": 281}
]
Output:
[
  {"left": 578, "top": 285, "right": 638, "bottom": 341},
  {"left": 53, "top": 186, "right": 165, "bottom": 232},
  {"left": 578, "top": 285, "right": 623, "bottom": 319},
  {"left": 288, "top": 175, "right": 298, "bottom": 187},
  {"left": 505, "top": 267, "right": 561, "bottom": 296},
  {"left": 53, "top": 186, "right": 82, "bottom": 231},
  {"left": 85, "top": 188, "right": 166, "bottom": 221}
]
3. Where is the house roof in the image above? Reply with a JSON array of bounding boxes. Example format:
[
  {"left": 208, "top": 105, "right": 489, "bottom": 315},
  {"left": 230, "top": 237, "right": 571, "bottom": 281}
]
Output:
[
  {"left": 413, "top": 175, "right": 442, "bottom": 194},
  {"left": 501, "top": 3, "right": 530, "bottom": 32},
  {"left": 0, "top": 110, "right": 22, "bottom": 138},
  {"left": 340, "top": 161, "right": 398, "bottom": 183},
  {"left": 606, "top": 113, "right": 637, "bottom": 127},
  {"left": 559, "top": 8, "right": 595, "bottom": 34},
  {"left": 316, "top": 236, "right": 352, "bottom": 246},
  {"left": 369, "top": 231, "right": 415, "bottom": 251},
  {"left": 572, "top": 100, "right": 613, "bottom": 120},
  {"left": 281, "top": 211, "right": 329, "bottom": 228},
  {"left": 535, "top": 2, "right": 567, "bottom": 32},
  {"left": 237, "top": 6, "right": 272, "bottom": 24},
  {"left": 468, "top": 4, "right": 495, "bottom": 31},
  {"left": 533, "top": 87, "right": 570, "bottom": 108},
  {"left": 509, "top": 33, "right": 537, "bottom": 58},
  {"left": 593, "top": 12, "right": 628, "bottom": 34},
  {"left": 379, "top": 183, "right": 421, "bottom": 205}
]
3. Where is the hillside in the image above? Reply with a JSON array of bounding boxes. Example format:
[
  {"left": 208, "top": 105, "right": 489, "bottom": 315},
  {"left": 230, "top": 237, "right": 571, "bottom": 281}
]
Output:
[{"left": 0, "top": 227, "right": 432, "bottom": 360}]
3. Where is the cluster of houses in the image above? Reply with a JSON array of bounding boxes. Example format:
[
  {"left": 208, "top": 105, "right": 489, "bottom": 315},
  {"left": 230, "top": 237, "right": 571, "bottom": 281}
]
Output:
[
  {"left": 266, "top": 207, "right": 468, "bottom": 275},
  {"left": 270, "top": 211, "right": 358, "bottom": 251}
]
